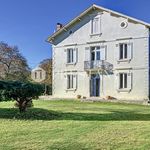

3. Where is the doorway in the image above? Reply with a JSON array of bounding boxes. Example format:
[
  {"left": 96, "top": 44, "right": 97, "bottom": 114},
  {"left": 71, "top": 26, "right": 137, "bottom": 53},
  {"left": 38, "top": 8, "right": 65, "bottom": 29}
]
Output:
[{"left": 90, "top": 74, "right": 100, "bottom": 97}]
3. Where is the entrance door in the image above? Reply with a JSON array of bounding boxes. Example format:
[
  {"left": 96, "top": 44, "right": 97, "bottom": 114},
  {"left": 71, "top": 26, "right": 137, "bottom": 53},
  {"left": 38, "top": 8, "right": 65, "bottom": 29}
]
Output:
[{"left": 90, "top": 74, "right": 100, "bottom": 97}]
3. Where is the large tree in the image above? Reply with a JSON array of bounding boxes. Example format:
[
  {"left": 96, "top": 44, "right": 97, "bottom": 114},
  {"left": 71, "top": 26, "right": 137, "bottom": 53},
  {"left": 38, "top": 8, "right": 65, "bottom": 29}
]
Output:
[{"left": 0, "top": 42, "right": 30, "bottom": 81}]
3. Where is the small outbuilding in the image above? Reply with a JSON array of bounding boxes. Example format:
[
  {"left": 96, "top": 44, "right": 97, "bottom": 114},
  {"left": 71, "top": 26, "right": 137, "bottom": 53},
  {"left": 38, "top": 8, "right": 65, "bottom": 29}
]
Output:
[{"left": 31, "top": 67, "right": 46, "bottom": 83}]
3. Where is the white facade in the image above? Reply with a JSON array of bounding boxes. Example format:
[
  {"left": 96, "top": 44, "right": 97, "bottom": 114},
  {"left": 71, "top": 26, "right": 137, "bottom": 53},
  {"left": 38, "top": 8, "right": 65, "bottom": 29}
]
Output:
[{"left": 48, "top": 5, "right": 150, "bottom": 101}]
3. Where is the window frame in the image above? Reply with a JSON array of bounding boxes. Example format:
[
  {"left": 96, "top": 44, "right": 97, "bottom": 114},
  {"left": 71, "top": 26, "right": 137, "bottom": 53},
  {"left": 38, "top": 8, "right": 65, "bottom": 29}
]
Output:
[
  {"left": 67, "top": 48, "right": 74, "bottom": 64},
  {"left": 67, "top": 74, "right": 74, "bottom": 90},
  {"left": 90, "top": 14, "right": 101, "bottom": 36},
  {"left": 91, "top": 17, "right": 99, "bottom": 35},
  {"left": 90, "top": 46, "right": 101, "bottom": 61},
  {"left": 119, "top": 73, "right": 128, "bottom": 90},
  {"left": 119, "top": 43, "right": 128, "bottom": 61}
]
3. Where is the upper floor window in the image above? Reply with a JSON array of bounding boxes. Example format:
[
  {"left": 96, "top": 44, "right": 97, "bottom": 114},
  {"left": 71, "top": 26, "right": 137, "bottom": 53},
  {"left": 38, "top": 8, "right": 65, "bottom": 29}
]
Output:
[
  {"left": 92, "top": 18, "right": 99, "bottom": 34},
  {"left": 116, "top": 42, "right": 133, "bottom": 62},
  {"left": 66, "top": 48, "right": 78, "bottom": 64},
  {"left": 67, "top": 48, "right": 74, "bottom": 63},
  {"left": 119, "top": 43, "right": 128, "bottom": 60},
  {"left": 90, "top": 46, "right": 106, "bottom": 61},
  {"left": 91, "top": 15, "right": 101, "bottom": 35}
]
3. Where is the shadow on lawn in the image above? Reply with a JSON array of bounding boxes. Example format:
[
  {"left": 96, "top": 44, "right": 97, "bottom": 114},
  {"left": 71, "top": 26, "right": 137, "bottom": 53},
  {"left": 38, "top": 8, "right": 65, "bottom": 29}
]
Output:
[{"left": 0, "top": 107, "right": 150, "bottom": 121}]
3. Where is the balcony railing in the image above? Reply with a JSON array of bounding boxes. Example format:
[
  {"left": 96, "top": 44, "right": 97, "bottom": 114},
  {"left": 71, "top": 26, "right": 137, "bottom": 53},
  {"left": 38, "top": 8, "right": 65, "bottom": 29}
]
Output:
[{"left": 84, "top": 60, "right": 113, "bottom": 71}]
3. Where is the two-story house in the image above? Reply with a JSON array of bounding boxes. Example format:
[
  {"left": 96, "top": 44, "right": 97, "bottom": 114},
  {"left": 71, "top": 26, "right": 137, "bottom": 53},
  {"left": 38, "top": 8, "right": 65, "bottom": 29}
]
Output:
[{"left": 47, "top": 4, "right": 150, "bottom": 102}]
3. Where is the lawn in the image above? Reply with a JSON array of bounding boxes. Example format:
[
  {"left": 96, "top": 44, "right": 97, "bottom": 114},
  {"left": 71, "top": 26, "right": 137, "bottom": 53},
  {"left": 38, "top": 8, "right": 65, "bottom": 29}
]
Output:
[{"left": 0, "top": 100, "right": 150, "bottom": 150}]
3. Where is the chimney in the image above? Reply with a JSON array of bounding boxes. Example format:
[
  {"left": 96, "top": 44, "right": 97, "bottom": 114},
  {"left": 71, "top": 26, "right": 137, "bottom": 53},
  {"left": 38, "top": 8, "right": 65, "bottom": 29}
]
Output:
[{"left": 56, "top": 23, "right": 63, "bottom": 31}]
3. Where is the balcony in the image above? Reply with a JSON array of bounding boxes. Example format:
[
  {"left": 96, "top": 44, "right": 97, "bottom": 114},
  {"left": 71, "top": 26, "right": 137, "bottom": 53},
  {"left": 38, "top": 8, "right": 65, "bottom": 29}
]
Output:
[{"left": 84, "top": 60, "right": 113, "bottom": 71}]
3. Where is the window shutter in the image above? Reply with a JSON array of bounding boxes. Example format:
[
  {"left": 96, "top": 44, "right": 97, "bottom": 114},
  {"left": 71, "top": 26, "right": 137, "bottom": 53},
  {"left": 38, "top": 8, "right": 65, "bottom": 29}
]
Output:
[
  {"left": 85, "top": 47, "right": 91, "bottom": 61},
  {"left": 73, "top": 75, "right": 77, "bottom": 90},
  {"left": 115, "top": 44, "right": 120, "bottom": 61},
  {"left": 127, "top": 73, "right": 132, "bottom": 91},
  {"left": 127, "top": 43, "right": 133, "bottom": 60},
  {"left": 115, "top": 73, "right": 119, "bottom": 91},
  {"left": 64, "top": 75, "right": 68, "bottom": 90},
  {"left": 64, "top": 49, "right": 68, "bottom": 64},
  {"left": 73, "top": 48, "right": 78, "bottom": 64},
  {"left": 100, "top": 46, "right": 107, "bottom": 60}
]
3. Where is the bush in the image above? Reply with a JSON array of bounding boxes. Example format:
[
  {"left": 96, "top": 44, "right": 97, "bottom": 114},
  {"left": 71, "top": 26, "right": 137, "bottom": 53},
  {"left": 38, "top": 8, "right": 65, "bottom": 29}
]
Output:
[{"left": 0, "top": 81, "right": 44, "bottom": 112}]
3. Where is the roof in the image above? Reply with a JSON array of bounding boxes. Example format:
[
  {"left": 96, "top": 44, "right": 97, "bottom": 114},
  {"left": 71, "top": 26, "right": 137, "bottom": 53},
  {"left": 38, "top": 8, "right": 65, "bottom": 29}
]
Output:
[
  {"left": 32, "top": 66, "right": 45, "bottom": 72},
  {"left": 47, "top": 4, "right": 150, "bottom": 43}
]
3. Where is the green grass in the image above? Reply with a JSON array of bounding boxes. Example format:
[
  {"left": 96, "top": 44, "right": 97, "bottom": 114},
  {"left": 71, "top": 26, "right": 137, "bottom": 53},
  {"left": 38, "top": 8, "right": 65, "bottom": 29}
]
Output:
[{"left": 0, "top": 100, "right": 150, "bottom": 150}]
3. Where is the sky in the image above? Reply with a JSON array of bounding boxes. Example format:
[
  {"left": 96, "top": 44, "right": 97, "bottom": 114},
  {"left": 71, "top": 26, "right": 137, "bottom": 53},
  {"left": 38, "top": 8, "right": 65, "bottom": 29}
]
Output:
[{"left": 0, "top": 0, "right": 150, "bottom": 69}]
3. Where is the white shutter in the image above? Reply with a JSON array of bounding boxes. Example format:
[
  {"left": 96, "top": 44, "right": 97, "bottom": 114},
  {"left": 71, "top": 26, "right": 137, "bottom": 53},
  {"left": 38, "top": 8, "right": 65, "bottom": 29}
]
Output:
[
  {"left": 127, "top": 73, "right": 132, "bottom": 91},
  {"left": 115, "top": 44, "right": 120, "bottom": 61},
  {"left": 64, "top": 75, "right": 68, "bottom": 90},
  {"left": 115, "top": 73, "right": 120, "bottom": 91},
  {"left": 85, "top": 47, "right": 91, "bottom": 61},
  {"left": 127, "top": 43, "right": 133, "bottom": 60},
  {"left": 64, "top": 49, "right": 68, "bottom": 64},
  {"left": 90, "top": 18, "right": 93, "bottom": 34},
  {"left": 100, "top": 46, "right": 107, "bottom": 60},
  {"left": 73, "top": 48, "right": 78, "bottom": 64},
  {"left": 73, "top": 75, "right": 77, "bottom": 90}
]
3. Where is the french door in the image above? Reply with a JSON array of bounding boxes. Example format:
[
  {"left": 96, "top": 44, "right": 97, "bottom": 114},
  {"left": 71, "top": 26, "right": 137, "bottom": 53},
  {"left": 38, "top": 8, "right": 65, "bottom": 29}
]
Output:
[{"left": 90, "top": 74, "right": 100, "bottom": 97}]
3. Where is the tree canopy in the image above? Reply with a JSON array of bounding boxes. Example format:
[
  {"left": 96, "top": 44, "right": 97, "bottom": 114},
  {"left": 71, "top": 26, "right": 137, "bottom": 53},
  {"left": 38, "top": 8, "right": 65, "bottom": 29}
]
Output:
[
  {"left": 0, "top": 42, "right": 30, "bottom": 81},
  {"left": 39, "top": 58, "right": 52, "bottom": 85}
]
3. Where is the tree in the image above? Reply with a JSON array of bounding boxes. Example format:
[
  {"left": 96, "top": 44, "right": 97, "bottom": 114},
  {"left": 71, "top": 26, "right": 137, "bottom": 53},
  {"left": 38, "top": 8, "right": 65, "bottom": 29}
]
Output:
[
  {"left": 0, "top": 42, "right": 30, "bottom": 81},
  {"left": 38, "top": 59, "right": 52, "bottom": 95},
  {"left": 0, "top": 81, "right": 44, "bottom": 112},
  {"left": 39, "top": 58, "right": 52, "bottom": 85}
]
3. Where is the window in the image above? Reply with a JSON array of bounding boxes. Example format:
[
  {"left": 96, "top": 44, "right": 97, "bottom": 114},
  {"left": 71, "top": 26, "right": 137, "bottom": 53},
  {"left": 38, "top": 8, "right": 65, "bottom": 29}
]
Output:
[
  {"left": 67, "top": 75, "right": 77, "bottom": 89},
  {"left": 96, "top": 51, "right": 101, "bottom": 60},
  {"left": 66, "top": 48, "right": 78, "bottom": 64},
  {"left": 120, "top": 21, "right": 128, "bottom": 28},
  {"left": 91, "top": 17, "right": 100, "bottom": 34},
  {"left": 40, "top": 71, "right": 42, "bottom": 79},
  {"left": 35, "top": 72, "right": 37, "bottom": 79},
  {"left": 90, "top": 46, "right": 106, "bottom": 61},
  {"left": 119, "top": 73, "right": 127, "bottom": 89},
  {"left": 67, "top": 75, "right": 73, "bottom": 89},
  {"left": 119, "top": 43, "right": 128, "bottom": 60},
  {"left": 67, "top": 48, "right": 74, "bottom": 63}
]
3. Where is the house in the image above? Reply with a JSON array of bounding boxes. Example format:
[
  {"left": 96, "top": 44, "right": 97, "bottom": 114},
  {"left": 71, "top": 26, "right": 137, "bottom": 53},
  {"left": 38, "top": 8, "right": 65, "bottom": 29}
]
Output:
[
  {"left": 47, "top": 4, "right": 150, "bottom": 102},
  {"left": 31, "top": 67, "right": 46, "bottom": 83}
]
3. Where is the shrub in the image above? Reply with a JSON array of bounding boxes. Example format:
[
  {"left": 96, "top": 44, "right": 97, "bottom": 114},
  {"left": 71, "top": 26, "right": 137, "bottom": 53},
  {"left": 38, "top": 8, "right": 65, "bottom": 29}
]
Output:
[{"left": 0, "top": 81, "right": 44, "bottom": 112}]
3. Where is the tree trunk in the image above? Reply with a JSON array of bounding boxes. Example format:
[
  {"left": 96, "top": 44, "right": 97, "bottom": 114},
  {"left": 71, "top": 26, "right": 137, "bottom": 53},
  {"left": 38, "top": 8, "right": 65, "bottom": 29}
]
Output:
[{"left": 18, "top": 100, "right": 27, "bottom": 113}]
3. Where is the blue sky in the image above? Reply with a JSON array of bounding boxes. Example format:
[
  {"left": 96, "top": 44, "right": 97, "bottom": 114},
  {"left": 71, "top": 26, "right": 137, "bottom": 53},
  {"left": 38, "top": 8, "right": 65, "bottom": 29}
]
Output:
[{"left": 0, "top": 0, "right": 149, "bottom": 68}]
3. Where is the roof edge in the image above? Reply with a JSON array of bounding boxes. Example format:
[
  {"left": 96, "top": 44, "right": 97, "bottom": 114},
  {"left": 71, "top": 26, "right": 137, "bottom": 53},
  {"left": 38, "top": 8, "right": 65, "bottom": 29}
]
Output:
[{"left": 47, "top": 4, "right": 150, "bottom": 44}]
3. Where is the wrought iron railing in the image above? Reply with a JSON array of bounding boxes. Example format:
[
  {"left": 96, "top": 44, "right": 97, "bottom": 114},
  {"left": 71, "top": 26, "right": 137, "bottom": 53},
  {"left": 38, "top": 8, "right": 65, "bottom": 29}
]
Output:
[{"left": 84, "top": 60, "right": 113, "bottom": 71}]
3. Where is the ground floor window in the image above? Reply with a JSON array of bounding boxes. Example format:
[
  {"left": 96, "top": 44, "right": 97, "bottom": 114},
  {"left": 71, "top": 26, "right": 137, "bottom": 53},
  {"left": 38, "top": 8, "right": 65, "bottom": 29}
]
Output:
[
  {"left": 67, "top": 75, "right": 73, "bottom": 89},
  {"left": 119, "top": 73, "right": 127, "bottom": 89},
  {"left": 66, "top": 74, "right": 77, "bottom": 90}
]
